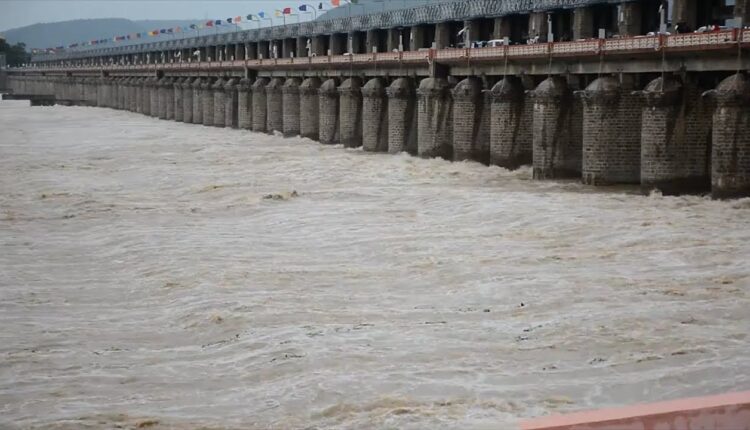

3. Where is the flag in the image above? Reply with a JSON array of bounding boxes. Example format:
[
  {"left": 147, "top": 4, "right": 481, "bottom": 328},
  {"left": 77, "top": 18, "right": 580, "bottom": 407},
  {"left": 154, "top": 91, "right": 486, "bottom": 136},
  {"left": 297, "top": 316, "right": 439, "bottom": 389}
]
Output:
[
  {"left": 227, "top": 17, "right": 233, "bottom": 23},
  {"left": 246, "top": 14, "right": 255, "bottom": 20},
  {"left": 274, "top": 10, "right": 282, "bottom": 17},
  {"left": 167, "top": 28, "right": 173, "bottom": 33},
  {"left": 206, "top": 20, "right": 214, "bottom": 27},
  {"left": 159, "top": 29, "right": 166, "bottom": 34},
  {"left": 235, "top": 16, "right": 242, "bottom": 22},
  {"left": 283, "top": 7, "right": 292, "bottom": 14},
  {"left": 299, "top": 4, "right": 308, "bottom": 11},
  {"left": 175, "top": 26, "right": 182, "bottom": 33},
  {"left": 331, "top": 0, "right": 340, "bottom": 6},
  {"left": 318, "top": 2, "right": 324, "bottom": 9},
  {"left": 215, "top": 19, "right": 222, "bottom": 25},
  {"left": 189, "top": 24, "right": 197, "bottom": 29},
  {"left": 258, "top": 11, "right": 266, "bottom": 18}
]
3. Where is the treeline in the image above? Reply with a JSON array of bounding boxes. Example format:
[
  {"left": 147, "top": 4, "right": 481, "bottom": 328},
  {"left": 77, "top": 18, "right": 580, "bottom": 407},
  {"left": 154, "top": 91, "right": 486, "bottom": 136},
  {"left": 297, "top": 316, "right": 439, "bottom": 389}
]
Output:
[{"left": 1, "top": 40, "right": 31, "bottom": 67}]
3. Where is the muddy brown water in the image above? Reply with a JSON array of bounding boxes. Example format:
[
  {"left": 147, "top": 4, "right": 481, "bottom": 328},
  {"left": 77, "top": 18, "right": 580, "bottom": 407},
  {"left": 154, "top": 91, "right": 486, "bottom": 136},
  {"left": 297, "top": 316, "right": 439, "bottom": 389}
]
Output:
[{"left": 1, "top": 100, "right": 749, "bottom": 429}]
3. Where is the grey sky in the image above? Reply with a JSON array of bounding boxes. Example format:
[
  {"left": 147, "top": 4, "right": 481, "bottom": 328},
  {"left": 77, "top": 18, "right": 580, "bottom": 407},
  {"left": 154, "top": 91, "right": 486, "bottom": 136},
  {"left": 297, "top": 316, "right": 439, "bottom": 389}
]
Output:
[{"left": 0, "top": 0, "right": 309, "bottom": 32}]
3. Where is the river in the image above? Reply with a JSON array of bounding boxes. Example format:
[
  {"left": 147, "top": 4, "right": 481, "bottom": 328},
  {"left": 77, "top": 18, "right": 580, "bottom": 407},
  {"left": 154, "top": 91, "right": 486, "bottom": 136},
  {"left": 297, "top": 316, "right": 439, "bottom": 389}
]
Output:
[{"left": 1, "top": 100, "right": 749, "bottom": 429}]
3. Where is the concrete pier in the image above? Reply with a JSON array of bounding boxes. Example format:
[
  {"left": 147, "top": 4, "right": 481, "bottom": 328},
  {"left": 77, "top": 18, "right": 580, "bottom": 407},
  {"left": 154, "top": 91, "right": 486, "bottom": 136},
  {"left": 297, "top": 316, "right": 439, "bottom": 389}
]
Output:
[
  {"left": 452, "top": 77, "right": 484, "bottom": 163},
  {"left": 129, "top": 78, "right": 138, "bottom": 111},
  {"left": 224, "top": 78, "right": 238, "bottom": 128},
  {"left": 141, "top": 78, "right": 151, "bottom": 116},
  {"left": 578, "top": 76, "right": 642, "bottom": 185},
  {"left": 157, "top": 77, "right": 168, "bottom": 119},
  {"left": 362, "top": 77, "right": 388, "bottom": 153},
  {"left": 639, "top": 77, "right": 712, "bottom": 195},
  {"left": 96, "top": 77, "right": 106, "bottom": 107},
  {"left": 174, "top": 78, "right": 184, "bottom": 122},
  {"left": 300, "top": 77, "right": 321, "bottom": 140},
  {"left": 212, "top": 77, "right": 226, "bottom": 128},
  {"left": 282, "top": 78, "right": 301, "bottom": 137},
  {"left": 708, "top": 74, "right": 750, "bottom": 199},
  {"left": 417, "top": 77, "right": 452, "bottom": 159},
  {"left": 319, "top": 78, "right": 340, "bottom": 145},
  {"left": 386, "top": 77, "right": 417, "bottom": 155},
  {"left": 149, "top": 77, "right": 159, "bottom": 117},
  {"left": 530, "top": 76, "right": 582, "bottom": 179},
  {"left": 112, "top": 78, "right": 120, "bottom": 109},
  {"left": 489, "top": 76, "right": 532, "bottom": 169},
  {"left": 338, "top": 77, "right": 363, "bottom": 148},
  {"left": 237, "top": 78, "right": 252, "bottom": 130},
  {"left": 202, "top": 78, "right": 214, "bottom": 126},
  {"left": 165, "top": 77, "right": 175, "bottom": 120},
  {"left": 182, "top": 78, "right": 193, "bottom": 123},
  {"left": 251, "top": 77, "right": 269, "bottom": 133},
  {"left": 192, "top": 77, "right": 203, "bottom": 124},
  {"left": 266, "top": 77, "right": 284, "bottom": 134}
]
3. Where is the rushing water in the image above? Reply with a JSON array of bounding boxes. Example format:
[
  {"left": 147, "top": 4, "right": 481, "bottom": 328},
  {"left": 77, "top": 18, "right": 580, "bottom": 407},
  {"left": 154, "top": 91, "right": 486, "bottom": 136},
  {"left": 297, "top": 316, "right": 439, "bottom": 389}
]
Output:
[{"left": 0, "top": 100, "right": 749, "bottom": 429}]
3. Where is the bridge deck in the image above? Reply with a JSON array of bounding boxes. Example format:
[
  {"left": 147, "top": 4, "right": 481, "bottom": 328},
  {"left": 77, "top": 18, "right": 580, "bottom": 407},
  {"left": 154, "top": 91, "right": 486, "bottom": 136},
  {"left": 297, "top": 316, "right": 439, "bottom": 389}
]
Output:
[{"left": 15, "top": 30, "right": 750, "bottom": 76}]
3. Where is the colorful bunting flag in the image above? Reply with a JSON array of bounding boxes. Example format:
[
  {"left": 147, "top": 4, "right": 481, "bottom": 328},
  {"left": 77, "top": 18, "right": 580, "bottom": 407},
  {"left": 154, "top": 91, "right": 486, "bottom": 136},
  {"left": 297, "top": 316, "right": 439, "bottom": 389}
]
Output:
[{"left": 40, "top": 1, "right": 336, "bottom": 57}]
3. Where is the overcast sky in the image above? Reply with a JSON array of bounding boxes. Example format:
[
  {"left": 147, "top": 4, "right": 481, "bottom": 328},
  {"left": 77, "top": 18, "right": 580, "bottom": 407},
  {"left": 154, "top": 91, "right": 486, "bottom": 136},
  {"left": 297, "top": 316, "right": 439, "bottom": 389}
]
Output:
[{"left": 1, "top": 0, "right": 306, "bottom": 31}]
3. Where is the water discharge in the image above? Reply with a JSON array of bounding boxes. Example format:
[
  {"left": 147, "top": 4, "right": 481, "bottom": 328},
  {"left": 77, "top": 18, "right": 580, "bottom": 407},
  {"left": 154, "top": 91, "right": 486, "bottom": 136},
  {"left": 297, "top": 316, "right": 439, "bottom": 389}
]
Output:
[{"left": 0, "top": 100, "right": 749, "bottom": 429}]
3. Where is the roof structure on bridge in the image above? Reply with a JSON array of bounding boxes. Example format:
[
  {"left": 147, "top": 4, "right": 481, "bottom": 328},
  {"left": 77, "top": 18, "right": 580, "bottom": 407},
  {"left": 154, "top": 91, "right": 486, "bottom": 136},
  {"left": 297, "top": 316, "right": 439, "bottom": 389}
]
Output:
[{"left": 33, "top": 0, "right": 622, "bottom": 62}]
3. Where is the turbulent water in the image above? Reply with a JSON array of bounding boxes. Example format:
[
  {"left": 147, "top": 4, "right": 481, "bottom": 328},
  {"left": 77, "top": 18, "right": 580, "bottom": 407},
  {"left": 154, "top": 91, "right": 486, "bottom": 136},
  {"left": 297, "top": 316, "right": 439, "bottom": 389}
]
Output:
[{"left": 0, "top": 100, "right": 749, "bottom": 429}]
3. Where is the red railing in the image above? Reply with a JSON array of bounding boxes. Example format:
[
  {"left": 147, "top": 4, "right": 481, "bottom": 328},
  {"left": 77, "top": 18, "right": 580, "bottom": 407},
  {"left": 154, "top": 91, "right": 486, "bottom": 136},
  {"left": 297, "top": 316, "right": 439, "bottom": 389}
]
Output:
[{"left": 20, "top": 31, "right": 748, "bottom": 74}]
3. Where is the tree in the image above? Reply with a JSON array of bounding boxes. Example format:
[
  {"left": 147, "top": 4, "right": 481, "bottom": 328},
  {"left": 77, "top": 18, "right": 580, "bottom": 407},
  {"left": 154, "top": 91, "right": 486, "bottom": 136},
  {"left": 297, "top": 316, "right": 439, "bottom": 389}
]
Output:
[{"left": 0, "top": 40, "right": 32, "bottom": 67}]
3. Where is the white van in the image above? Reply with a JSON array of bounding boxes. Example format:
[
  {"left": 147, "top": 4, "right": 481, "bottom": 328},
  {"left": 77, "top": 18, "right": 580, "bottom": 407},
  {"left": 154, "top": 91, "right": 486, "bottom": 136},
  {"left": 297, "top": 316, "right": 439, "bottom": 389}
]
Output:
[{"left": 486, "top": 39, "right": 509, "bottom": 47}]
